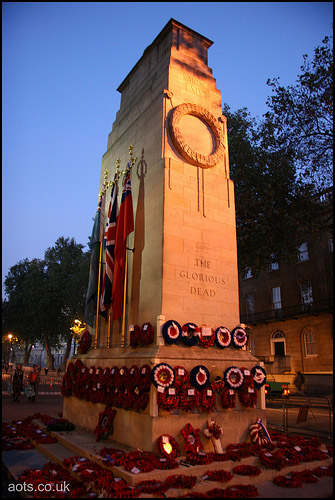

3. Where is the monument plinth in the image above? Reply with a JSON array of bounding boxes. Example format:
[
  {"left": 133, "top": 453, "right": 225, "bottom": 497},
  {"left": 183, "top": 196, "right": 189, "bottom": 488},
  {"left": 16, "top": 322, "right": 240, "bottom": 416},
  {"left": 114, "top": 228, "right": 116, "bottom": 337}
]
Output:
[{"left": 63, "top": 18, "right": 266, "bottom": 451}]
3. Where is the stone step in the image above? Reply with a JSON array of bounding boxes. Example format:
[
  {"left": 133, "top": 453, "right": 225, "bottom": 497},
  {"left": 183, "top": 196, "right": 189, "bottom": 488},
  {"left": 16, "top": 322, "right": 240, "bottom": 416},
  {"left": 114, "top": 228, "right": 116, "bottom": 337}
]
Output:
[{"left": 3, "top": 416, "right": 333, "bottom": 498}]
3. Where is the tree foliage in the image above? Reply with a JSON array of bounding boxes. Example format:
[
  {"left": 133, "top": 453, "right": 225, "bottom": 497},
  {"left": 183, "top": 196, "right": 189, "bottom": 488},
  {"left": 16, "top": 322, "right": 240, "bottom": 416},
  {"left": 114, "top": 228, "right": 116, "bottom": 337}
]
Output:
[
  {"left": 3, "top": 237, "right": 90, "bottom": 367},
  {"left": 223, "top": 104, "right": 324, "bottom": 276},
  {"left": 265, "top": 36, "right": 333, "bottom": 190}
]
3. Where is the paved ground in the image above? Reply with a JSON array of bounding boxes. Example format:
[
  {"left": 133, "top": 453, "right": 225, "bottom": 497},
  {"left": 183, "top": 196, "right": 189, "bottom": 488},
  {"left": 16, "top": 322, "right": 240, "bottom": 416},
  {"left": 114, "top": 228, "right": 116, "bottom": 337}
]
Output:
[
  {"left": 2, "top": 395, "right": 64, "bottom": 422},
  {"left": 2, "top": 394, "right": 333, "bottom": 498}
]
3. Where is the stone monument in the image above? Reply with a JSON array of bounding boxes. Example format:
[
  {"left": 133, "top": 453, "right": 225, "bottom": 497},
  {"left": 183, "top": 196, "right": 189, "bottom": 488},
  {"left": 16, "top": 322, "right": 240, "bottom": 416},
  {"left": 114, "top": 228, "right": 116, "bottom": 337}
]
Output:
[{"left": 63, "top": 18, "right": 266, "bottom": 452}]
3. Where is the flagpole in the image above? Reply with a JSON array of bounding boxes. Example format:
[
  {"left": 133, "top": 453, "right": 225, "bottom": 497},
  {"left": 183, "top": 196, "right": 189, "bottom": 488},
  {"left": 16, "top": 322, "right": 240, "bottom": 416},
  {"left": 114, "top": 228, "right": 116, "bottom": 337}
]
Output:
[
  {"left": 94, "top": 240, "right": 103, "bottom": 349},
  {"left": 121, "top": 237, "right": 128, "bottom": 348},
  {"left": 107, "top": 314, "right": 111, "bottom": 348}
]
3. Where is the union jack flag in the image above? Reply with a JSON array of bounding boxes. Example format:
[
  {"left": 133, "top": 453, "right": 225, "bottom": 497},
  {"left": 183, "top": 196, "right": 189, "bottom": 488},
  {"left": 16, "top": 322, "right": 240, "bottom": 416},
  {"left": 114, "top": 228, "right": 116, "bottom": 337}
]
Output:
[{"left": 100, "top": 175, "right": 118, "bottom": 316}]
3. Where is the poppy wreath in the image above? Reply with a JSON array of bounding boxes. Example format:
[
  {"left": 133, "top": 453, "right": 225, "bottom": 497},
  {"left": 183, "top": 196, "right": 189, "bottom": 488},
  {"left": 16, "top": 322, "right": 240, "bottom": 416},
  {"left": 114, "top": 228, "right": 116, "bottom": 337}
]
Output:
[
  {"left": 312, "top": 465, "right": 333, "bottom": 478},
  {"left": 138, "top": 364, "right": 152, "bottom": 391},
  {"left": 215, "top": 326, "right": 232, "bottom": 348},
  {"left": 165, "top": 474, "right": 197, "bottom": 489},
  {"left": 238, "top": 368, "right": 257, "bottom": 408},
  {"left": 110, "top": 366, "right": 120, "bottom": 388},
  {"left": 273, "top": 473, "right": 303, "bottom": 488},
  {"left": 154, "top": 457, "right": 179, "bottom": 470},
  {"left": 162, "top": 319, "right": 182, "bottom": 344},
  {"left": 219, "top": 385, "right": 236, "bottom": 409},
  {"left": 73, "top": 358, "right": 84, "bottom": 374},
  {"left": 77, "top": 329, "right": 92, "bottom": 354},
  {"left": 202, "top": 469, "right": 233, "bottom": 482},
  {"left": 156, "top": 434, "right": 181, "bottom": 460},
  {"left": 179, "top": 384, "right": 200, "bottom": 411},
  {"left": 232, "top": 465, "right": 262, "bottom": 476},
  {"left": 173, "top": 365, "right": 190, "bottom": 389},
  {"left": 190, "top": 365, "right": 210, "bottom": 391},
  {"left": 132, "top": 388, "right": 150, "bottom": 412},
  {"left": 102, "top": 366, "right": 111, "bottom": 385},
  {"left": 181, "top": 322, "right": 200, "bottom": 346},
  {"left": 93, "top": 406, "right": 117, "bottom": 442},
  {"left": 135, "top": 480, "right": 169, "bottom": 496},
  {"left": 209, "top": 484, "right": 259, "bottom": 498},
  {"left": 129, "top": 324, "right": 142, "bottom": 347},
  {"left": 199, "top": 384, "right": 217, "bottom": 412},
  {"left": 198, "top": 326, "right": 215, "bottom": 348},
  {"left": 127, "top": 365, "right": 140, "bottom": 390},
  {"left": 186, "top": 451, "right": 213, "bottom": 465},
  {"left": 251, "top": 365, "right": 267, "bottom": 388},
  {"left": 118, "top": 388, "right": 131, "bottom": 410},
  {"left": 293, "top": 470, "right": 319, "bottom": 484},
  {"left": 138, "top": 322, "right": 154, "bottom": 346},
  {"left": 152, "top": 363, "right": 175, "bottom": 389},
  {"left": 231, "top": 326, "right": 248, "bottom": 348},
  {"left": 66, "top": 361, "right": 75, "bottom": 376},
  {"left": 80, "top": 365, "right": 91, "bottom": 385},
  {"left": 224, "top": 366, "right": 244, "bottom": 389},
  {"left": 118, "top": 365, "right": 129, "bottom": 389},
  {"left": 61, "top": 371, "right": 72, "bottom": 397},
  {"left": 181, "top": 423, "right": 204, "bottom": 454},
  {"left": 157, "top": 387, "right": 179, "bottom": 411},
  {"left": 123, "top": 451, "right": 157, "bottom": 474}
]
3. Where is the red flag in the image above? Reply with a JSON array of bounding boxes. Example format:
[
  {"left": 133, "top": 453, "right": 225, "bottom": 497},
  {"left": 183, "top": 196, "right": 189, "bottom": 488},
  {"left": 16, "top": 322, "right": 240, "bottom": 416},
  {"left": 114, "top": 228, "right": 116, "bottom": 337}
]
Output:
[{"left": 112, "top": 171, "right": 134, "bottom": 320}]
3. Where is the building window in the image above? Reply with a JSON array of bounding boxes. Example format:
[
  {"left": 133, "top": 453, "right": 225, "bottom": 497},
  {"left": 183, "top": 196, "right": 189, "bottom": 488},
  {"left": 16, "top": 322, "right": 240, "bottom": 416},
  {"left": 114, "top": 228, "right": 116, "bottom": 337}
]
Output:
[
  {"left": 248, "top": 334, "right": 256, "bottom": 356},
  {"left": 269, "top": 254, "right": 279, "bottom": 271},
  {"left": 304, "top": 328, "right": 317, "bottom": 356},
  {"left": 300, "top": 280, "right": 313, "bottom": 311},
  {"left": 297, "top": 242, "right": 309, "bottom": 262},
  {"left": 243, "top": 267, "right": 253, "bottom": 279},
  {"left": 271, "top": 286, "right": 282, "bottom": 310},
  {"left": 271, "top": 330, "right": 286, "bottom": 356},
  {"left": 245, "top": 293, "right": 255, "bottom": 320}
]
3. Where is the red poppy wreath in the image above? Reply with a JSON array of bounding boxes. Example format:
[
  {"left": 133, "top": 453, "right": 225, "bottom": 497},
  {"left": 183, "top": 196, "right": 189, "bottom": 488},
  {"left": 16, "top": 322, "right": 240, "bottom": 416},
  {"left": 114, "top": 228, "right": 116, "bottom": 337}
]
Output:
[
  {"left": 77, "top": 329, "right": 92, "bottom": 354},
  {"left": 93, "top": 406, "right": 117, "bottom": 442}
]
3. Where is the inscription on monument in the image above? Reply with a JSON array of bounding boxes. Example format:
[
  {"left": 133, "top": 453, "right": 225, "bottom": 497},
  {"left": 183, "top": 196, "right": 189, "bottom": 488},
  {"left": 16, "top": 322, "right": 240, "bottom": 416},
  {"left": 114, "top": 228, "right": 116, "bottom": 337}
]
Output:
[
  {"left": 186, "top": 75, "right": 207, "bottom": 96},
  {"left": 178, "top": 258, "right": 226, "bottom": 298}
]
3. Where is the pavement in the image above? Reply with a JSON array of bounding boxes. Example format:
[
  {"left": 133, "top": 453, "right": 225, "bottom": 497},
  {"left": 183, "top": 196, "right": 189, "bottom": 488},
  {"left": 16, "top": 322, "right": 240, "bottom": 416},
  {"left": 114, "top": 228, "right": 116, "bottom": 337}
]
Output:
[{"left": 2, "top": 394, "right": 333, "bottom": 498}]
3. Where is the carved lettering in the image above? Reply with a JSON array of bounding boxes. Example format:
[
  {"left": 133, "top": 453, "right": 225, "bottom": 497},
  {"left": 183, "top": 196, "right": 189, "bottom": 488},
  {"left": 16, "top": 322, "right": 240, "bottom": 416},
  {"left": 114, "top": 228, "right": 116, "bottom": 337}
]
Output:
[{"left": 190, "top": 286, "right": 216, "bottom": 297}]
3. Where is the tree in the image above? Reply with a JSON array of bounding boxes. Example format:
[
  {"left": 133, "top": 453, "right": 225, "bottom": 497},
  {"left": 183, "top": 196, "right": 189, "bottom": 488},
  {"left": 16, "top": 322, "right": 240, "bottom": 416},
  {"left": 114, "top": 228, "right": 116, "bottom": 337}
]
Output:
[
  {"left": 44, "top": 237, "right": 90, "bottom": 370},
  {"left": 265, "top": 36, "right": 333, "bottom": 190},
  {"left": 3, "top": 258, "right": 45, "bottom": 364},
  {"left": 3, "top": 237, "right": 90, "bottom": 369},
  {"left": 223, "top": 104, "right": 324, "bottom": 276}
]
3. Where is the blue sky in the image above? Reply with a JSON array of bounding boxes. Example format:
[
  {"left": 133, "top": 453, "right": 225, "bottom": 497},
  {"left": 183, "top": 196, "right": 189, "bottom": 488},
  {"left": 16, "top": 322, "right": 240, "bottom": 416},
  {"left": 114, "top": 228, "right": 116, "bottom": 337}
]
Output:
[{"left": 2, "top": 2, "right": 333, "bottom": 295}]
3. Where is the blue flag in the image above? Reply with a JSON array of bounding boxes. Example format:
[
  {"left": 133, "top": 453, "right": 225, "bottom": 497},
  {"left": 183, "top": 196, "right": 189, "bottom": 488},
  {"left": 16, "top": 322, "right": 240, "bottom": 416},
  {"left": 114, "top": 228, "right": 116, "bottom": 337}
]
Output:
[{"left": 84, "top": 195, "right": 105, "bottom": 327}]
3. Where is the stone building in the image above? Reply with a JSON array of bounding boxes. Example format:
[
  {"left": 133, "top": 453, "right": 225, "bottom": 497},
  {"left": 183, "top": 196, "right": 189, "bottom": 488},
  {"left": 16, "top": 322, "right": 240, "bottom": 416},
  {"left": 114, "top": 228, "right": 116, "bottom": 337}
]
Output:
[{"left": 239, "top": 190, "right": 333, "bottom": 394}]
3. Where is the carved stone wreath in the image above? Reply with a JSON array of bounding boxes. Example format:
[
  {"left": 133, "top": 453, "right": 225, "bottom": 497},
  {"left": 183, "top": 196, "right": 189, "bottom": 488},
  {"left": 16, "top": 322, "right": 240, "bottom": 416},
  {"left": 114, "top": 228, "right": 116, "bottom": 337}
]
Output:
[{"left": 168, "top": 103, "right": 225, "bottom": 168}]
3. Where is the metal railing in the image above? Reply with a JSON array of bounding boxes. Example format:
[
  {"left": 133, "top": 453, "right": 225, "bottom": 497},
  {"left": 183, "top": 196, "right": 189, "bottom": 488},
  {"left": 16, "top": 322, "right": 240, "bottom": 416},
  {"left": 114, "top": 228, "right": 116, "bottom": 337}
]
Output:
[
  {"left": 241, "top": 298, "right": 333, "bottom": 325},
  {"left": 281, "top": 394, "right": 333, "bottom": 440},
  {"left": 2, "top": 372, "right": 63, "bottom": 395}
]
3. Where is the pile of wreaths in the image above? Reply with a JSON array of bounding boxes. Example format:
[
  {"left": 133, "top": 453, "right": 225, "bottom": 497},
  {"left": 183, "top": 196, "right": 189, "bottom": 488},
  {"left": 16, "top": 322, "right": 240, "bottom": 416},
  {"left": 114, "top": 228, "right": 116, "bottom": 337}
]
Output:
[{"left": 162, "top": 320, "right": 248, "bottom": 350}]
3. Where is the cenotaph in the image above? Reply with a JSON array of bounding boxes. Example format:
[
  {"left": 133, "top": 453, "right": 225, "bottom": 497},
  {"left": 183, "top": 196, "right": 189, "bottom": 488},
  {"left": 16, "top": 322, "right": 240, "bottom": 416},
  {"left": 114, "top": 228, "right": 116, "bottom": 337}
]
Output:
[{"left": 63, "top": 18, "right": 266, "bottom": 452}]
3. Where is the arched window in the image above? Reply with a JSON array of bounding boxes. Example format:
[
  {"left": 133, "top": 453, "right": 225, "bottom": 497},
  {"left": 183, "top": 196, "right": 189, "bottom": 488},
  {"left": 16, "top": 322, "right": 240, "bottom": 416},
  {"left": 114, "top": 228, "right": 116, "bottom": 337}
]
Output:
[
  {"left": 271, "top": 330, "right": 286, "bottom": 356},
  {"left": 303, "top": 328, "right": 317, "bottom": 357}
]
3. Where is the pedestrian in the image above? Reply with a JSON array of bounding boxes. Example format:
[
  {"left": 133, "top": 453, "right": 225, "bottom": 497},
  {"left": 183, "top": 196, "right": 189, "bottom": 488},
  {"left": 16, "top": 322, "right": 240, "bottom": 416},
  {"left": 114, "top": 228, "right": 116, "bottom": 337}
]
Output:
[
  {"left": 12, "top": 363, "right": 24, "bottom": 402},
  {"left": 5, "top": 363, "right": 9, "bottom": 374},
  {"left": 28, "top": 364, "right": 40, "bottom": 402},
  {"left": 45, "top": 367, "right": 49, "bottom": 376},
  {"left": 294, "top": 371, "right": 305, "bottom": 393}
]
